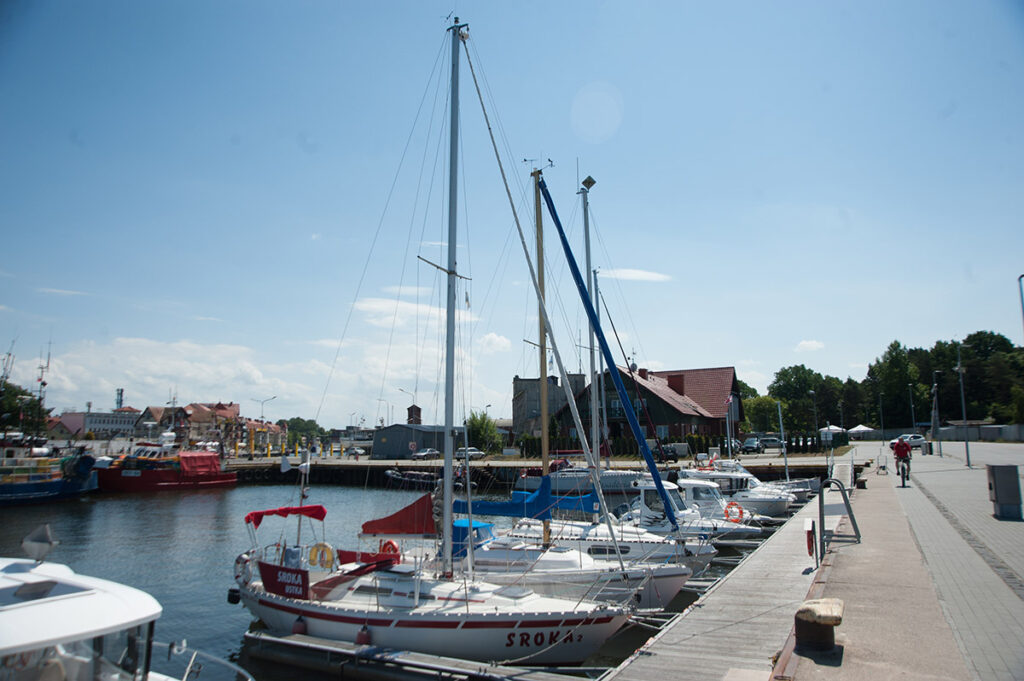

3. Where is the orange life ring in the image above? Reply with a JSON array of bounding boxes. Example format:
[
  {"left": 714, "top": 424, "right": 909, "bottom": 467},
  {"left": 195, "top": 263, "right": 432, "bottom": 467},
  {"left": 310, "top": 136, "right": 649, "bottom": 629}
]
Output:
[
  {"left": 308, "top": 542, "right": 336, "bottom": 569},
  {"left": 379, "top": 539, "right": 399, "bottom": 556},
  {"left": 724, "top": 501, "right": 744, "bottom": 523}
]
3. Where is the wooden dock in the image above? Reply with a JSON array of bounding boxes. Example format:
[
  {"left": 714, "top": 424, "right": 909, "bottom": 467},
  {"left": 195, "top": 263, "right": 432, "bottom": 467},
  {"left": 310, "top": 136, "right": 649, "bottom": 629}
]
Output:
[{"left": 604, "top": 482, "right": 850, "bottom": 681}]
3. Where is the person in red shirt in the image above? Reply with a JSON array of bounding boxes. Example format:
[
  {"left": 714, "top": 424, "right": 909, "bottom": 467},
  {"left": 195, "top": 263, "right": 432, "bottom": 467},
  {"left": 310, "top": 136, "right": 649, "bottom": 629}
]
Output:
[{"left": 893, "top": 436, "right": 912, "bottom": 475}]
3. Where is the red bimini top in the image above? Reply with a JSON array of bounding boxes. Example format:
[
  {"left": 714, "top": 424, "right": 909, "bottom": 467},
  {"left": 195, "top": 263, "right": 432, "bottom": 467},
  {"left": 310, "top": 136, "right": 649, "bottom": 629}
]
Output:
[{"left": 244, "top": 504, "right": 327, "bottom": 529}]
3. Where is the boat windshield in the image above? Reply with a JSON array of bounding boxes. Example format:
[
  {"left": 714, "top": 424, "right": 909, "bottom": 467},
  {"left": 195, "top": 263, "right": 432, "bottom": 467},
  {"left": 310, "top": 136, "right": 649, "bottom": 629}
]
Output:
[
  {"left": 18, "top": 623, "right": 154, "bottom": 681},
  {"left": 690, "top": 485, "right": 725, "bottom": 506}
]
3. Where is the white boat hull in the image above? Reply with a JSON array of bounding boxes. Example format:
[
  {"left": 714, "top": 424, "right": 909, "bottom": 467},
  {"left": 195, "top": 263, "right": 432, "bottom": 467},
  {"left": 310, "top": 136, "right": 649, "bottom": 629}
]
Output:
[{"left": 239, "top": 581, "right": 626, "bottom": 665}]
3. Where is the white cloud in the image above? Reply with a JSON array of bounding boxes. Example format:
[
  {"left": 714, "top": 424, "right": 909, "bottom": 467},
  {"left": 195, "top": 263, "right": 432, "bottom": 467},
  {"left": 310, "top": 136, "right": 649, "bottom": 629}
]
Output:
[
  {"left": 478, "top": 332, "right": 511, "bottom": 354},
  {"left": 193, "top": 316, "right": 224, "bottom": 322},
  {"left": 601, "top": 269, "right": 671, "bottom": 282},
  {"left": 354, "top": 297, "right": 475, "bottom": 328},
  {"left": 37, "top": 288, "right": 86, "bottom": 296},
  {"left": 795, "top": 340, "right": 825, "bottom": 352},
  {"left": 311, "top": 233, "right": 321, "bottom": 240}
]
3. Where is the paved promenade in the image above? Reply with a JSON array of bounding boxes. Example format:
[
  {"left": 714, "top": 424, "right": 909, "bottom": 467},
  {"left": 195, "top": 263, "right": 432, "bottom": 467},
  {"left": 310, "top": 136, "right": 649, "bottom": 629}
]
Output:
[{"left": 782, "top": 441, "right": 1024, "bottom": 681}]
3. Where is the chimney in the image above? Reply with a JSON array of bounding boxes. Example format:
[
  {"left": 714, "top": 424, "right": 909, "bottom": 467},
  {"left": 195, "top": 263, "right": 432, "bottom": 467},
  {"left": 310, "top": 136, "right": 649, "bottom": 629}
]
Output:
[
  {"left": 407, "top": 404, "right": 422, "bottom": 425},
  {"left": 638, "top": 368, "right": 649, "bottom": 380},
  {"left": 667, "top": 374, "right": 686, "bottom": 396}
]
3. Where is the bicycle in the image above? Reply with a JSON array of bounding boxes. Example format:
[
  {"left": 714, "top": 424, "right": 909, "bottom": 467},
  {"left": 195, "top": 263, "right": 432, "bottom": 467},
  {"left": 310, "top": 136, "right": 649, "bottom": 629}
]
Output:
[{"left": 896, "top": 456, "right": 910, "bottom": 487}]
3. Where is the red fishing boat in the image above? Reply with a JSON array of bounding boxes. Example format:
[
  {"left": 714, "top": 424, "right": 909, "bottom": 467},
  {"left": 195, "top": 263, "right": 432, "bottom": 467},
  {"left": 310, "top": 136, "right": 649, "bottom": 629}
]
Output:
[{"left": 94, "top": 430, "right": 236, "bottom": 492}]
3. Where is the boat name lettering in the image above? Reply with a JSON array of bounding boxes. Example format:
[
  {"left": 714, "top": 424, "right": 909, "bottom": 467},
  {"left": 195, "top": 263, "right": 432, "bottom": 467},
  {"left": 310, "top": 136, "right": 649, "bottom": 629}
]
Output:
[{"left": 505, "top": 631, "right": 580, "bottom": 648}]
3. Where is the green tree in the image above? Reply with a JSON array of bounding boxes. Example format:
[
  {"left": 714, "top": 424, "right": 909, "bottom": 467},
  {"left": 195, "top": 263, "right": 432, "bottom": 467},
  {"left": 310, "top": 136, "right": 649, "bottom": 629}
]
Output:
[
  {"left": 467, "top": 410, "right": 502, "bottom": 453},
  {"left": 741, "top": 395, "right": 780, "bottom": 433},
  {"left": 278, "top": 417, "right": 326, "bottom": 448},
  {"left": 0, "top": 382, "right": 48, "bottom": 436},
  {"left": 737, "top": 379, "right": 759, "bottom": 400}
]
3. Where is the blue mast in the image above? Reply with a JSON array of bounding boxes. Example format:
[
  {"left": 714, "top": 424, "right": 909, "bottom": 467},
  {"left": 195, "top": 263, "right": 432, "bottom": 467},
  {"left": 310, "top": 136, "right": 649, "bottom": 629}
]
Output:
[{"left": 537, "top": 178, "right": 679, "bottom": 530}]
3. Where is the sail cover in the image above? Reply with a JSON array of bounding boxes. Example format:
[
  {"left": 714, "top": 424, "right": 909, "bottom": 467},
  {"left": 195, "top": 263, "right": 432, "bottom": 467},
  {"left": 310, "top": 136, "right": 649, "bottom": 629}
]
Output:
[
  {"left": 360, "top": 493, "right": 437, "bottom": 537},
  {"left": 244, "top": 504, "right": 327, "bottom": 529},
  {"left": 452, "top": 476, "right": 553, "bottom": 520},
  {"left": 179, "top": 452, "right": 221, "bottom": 476}
]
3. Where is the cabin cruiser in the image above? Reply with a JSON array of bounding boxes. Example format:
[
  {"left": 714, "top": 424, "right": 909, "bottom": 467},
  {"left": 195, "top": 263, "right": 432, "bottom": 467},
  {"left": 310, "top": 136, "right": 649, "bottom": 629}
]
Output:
[
  {"left": 617, "top": 479, "right": 765, "bottom": 540},
  {"left": 2, "top": 526, "right": 251, "bottom": 681},
  {"left": 676, "top": 464, "right": 796, "bottom": 516}
]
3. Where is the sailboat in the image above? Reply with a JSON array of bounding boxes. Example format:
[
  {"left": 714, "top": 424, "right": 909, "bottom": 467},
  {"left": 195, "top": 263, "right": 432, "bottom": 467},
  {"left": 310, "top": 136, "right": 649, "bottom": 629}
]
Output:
[{"left": 228, "top": 19, "right": 628, "bottom": 666}]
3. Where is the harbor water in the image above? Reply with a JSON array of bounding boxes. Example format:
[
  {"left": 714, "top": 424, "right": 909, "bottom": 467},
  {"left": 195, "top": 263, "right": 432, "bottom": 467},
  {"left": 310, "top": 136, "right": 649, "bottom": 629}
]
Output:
[{"left": 0, "top": 484, "right": 432, "bottom": 679}]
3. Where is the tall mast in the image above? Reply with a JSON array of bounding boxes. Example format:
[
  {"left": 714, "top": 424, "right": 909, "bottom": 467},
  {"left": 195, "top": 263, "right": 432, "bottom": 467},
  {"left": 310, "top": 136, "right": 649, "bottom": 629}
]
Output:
[
  {"left": 532, "top": 169, "right": 550, "bottom": 547},
  {"left": 595, "top": 270, "right": 608, "bottom": 468},
  {"left": 441, "top": 17, "right": 465, "bottom": 576},
  {"left": 580, "top": 176, "right": 598, "bottom": 472}
]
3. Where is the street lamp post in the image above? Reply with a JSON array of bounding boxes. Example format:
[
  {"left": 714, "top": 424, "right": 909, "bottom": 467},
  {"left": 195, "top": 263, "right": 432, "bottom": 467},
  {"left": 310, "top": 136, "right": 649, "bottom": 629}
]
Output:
[
  {"left": 932, "top": 370, "right": 943, "bottom": 457},
  {"left": 377, "top": 398, "right": 393, "bottom": 426},
  {"left": 956, "top": 342, "right": 971, "bottom": 467},
  {"left": 252, "top": 395, "right": 276, "bottom": 421},
  {"left": 808, "top": 389, "right": 818, "bottom": 450},
  {"left": 879, "top": 391, "right": 885, "bottom": 445},
  {"left": 1018, "top": 274, "right": 1024, "bottom": 345},
  {"left": 907, "top": 383, "right": 917, "bottom": 434}
]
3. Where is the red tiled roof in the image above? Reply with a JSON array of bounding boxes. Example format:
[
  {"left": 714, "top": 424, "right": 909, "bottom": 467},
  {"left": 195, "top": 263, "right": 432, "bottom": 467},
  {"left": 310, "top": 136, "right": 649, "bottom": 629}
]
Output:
[
  {"left": 615, "top": 366, "right": 711, "bottom": 418},
  {"left": 113, "top": 406, "right": 141, "bottom": 413},
  {"left": 650, "top": 367, "right": 736, "bottom": 418}
]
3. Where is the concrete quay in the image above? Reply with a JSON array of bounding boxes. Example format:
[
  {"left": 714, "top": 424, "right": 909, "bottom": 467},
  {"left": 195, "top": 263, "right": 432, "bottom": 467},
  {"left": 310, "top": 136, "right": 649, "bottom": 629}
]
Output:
[
  {"left": 607, "top": 441, "right": 1024, "bottom": 681},
  {"left": 777, "top": 442, "right": 1024, "bottom": 681}
]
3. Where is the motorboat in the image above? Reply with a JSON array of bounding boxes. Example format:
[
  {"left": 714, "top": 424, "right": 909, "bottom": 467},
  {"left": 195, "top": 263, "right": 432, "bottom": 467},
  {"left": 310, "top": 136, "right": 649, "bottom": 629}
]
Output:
[
  {"left": 515, "top": 458, "right": 648, "bottom": 494},
  {"left": 1, "top": 525, "right": 251, "bottom": 681},
  {"left": 617, "top": 479, "right": 766, "bottom": 541},
  {"left": 93, "top": 430, "right": 236, "bottom": 492},
  {"left": 676, "top": 464, "right": 796, "bottom": 516},
  {"left": 712, "top": 458, "right": 817, "bottom": 500}
]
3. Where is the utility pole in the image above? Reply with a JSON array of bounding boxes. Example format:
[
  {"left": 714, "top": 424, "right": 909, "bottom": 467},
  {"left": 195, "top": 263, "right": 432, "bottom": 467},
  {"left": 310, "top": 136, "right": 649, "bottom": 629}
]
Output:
[
  {"left": 956, "top": 342, "right": 971, "bottom": 467},
  {"left": 907, "top": 383, "right": 917, "bottom": 434},
  {"left": 931, "top": 370, "right": 943, "bottom": 457}
]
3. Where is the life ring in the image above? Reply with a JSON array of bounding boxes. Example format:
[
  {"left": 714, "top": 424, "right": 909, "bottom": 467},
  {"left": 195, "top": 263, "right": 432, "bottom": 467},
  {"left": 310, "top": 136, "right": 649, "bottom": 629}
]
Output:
[
  {"left": 379, "top": 539, "right": 400, "bottom": 556},
  {"left": 234, "top": 554, "right": 253, "bottom": 585},
  {"left": 724, "top": 501, "right": 744, "bottom": 523},
  {"left": 308, "top": 542, "right": 335, "bottom": 570}
]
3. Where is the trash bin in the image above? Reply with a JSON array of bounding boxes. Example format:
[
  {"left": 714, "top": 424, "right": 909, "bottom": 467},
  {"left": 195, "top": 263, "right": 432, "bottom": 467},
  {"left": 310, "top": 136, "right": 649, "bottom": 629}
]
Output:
[
  {"left": 987, "top": 465, "right": 1022, "bottom": 520},
  {"left": 921, "top": 442, "right": 932, "bottom": 456}
]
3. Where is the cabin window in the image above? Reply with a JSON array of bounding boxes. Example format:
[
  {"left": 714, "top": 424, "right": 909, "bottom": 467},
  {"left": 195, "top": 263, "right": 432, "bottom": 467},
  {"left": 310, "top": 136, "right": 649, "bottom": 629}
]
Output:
[
  {"left": 656, "top": 425, "right": 668, "bottom": 439},
  {"left": 353, "top": 585, "right": 393, "bottom": 597}
]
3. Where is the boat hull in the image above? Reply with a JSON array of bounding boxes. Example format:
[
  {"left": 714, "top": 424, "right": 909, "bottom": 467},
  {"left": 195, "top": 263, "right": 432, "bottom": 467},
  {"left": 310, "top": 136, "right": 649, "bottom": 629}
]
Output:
[
  {"left": 97, "top": 468, "right": 236, "bottom": 492},
  {"left": 0, "top": 472, "right": 98, "bottom": 506},
  {"left": 239, "top": 584, "right": 626, "bottom": 666}
]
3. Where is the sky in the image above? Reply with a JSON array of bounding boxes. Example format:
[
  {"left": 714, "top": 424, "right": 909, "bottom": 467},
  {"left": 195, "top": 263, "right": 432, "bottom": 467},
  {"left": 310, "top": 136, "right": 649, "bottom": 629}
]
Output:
[{"left": 2, "top": 1, "right": 1023, "bottom": 430}]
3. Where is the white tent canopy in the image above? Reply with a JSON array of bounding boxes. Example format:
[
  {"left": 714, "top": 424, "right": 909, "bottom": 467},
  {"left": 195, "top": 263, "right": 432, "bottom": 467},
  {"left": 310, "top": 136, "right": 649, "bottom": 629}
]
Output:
[
  {"left": 820, "top": 424, "right": 846, "bottom": 433},
  {"left": 848, "top": 424, "right": 874, "bottom": 433}
]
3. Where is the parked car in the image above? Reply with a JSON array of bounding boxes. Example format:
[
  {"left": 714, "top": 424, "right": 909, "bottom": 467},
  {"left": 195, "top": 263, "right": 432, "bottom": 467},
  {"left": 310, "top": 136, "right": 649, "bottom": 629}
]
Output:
[
  {"left": 889, "top": 434, "right": 926, "bottom": 450},
  {"left": 345, "top": 446, "right": 365, "bottom": 458},
  {"left": 456, "top": 447, "right": 486, "bottom": 460},
  {"left": 654, "top": 444, "right": 679, "bottom": 463},
  {"left": 726, "top": 438, "right": 743, "bottom": 454},
  {"left": 742, "top": 437, "right": 765, "bottom": 454},
  {"left": 759, "top": 436, "right": 783, "bottom": 449},
  {"left": 411, "top": 447, "right": 440, "bottom": 460}
]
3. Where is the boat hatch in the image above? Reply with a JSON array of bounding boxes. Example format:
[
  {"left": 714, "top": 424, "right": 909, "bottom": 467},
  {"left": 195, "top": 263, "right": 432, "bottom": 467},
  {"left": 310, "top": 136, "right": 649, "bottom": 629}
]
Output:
[
  {"left": 384, "top": 563, "right": 417, "bottom": 576},
  {"left": 494, "top": 585, "right": 534, "bottom": 599},
  {"left": 0, "top": 579, "right": 90, "bottom": 609}
]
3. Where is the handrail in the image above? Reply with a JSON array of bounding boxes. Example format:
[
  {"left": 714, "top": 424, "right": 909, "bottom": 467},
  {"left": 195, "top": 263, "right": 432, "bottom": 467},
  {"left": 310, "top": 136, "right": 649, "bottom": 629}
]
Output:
[{"left": 817, "top": 478, "right": 861, "bottom": 560}]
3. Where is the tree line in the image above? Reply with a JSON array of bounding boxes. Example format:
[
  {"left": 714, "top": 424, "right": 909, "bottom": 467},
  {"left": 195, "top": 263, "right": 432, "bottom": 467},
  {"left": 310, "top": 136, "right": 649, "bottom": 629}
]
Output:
[{"left": 742, "top": 330, "right": 1024, "bottom": 434}]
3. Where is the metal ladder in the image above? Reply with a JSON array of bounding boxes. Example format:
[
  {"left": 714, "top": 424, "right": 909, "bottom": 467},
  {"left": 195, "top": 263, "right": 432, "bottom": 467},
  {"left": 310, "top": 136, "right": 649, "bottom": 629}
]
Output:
[{"left": 815, "top": 478, "right": 861, "bottom": 566}]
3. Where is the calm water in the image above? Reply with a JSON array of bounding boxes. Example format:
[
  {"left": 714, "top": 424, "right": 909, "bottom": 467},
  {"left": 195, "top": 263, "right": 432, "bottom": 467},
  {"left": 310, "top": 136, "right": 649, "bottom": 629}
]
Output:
[{"left": 0, "top": 483, "right": 427, "bottom": 679}]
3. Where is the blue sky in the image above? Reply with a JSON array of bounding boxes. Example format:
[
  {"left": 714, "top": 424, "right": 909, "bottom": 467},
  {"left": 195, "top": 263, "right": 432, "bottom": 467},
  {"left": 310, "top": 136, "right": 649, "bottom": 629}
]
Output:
[{"left": 2, "top": 1, "right": 1023, "bottom": 429}]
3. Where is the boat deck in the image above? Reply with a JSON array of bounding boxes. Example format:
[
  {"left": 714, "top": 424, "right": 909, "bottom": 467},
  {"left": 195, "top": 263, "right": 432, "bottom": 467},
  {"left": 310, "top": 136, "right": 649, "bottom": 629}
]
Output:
[{"left": 604, "top": 469, "right": 852, "bottom": 681}]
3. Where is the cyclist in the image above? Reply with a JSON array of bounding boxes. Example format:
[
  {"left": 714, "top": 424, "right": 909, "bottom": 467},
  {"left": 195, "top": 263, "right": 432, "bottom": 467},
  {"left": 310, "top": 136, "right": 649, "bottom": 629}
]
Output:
[{"left": 893, "top": 435, "right": 912, "bottom": 482}]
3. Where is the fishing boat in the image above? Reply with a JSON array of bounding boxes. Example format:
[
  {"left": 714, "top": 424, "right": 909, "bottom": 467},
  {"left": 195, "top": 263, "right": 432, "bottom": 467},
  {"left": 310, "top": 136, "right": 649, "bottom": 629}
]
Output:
[
  {"left": 1, "top": 525, "right": 252, "bottom": 681},
  {"left": 93, "top": 429, "right": 236, "bottom": 492},
  {"left": 227, "top": 19, "right": 629, "bottom": 666},
  {"left": 0, "top": 435, "right": 97, "bottom": 506}
]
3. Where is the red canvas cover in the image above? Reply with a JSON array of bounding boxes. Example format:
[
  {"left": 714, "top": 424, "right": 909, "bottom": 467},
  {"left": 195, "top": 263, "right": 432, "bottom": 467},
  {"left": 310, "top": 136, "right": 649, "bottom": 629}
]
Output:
[
  {"left": 179, "top": 452, "right": 221, "bottom": 476},
  {"left": 245, "top": 504, "right": 328, "bottom": 529},
  {"left": 360, "top": 493, "right": 436, "bottom": 537}
]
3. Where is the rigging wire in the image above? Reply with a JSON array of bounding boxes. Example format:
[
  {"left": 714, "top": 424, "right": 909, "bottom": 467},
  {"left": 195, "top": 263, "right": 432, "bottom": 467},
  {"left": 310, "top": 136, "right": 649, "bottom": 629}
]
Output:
[{"left": 313, "top": 34, "right": 448, "bottom": 424}]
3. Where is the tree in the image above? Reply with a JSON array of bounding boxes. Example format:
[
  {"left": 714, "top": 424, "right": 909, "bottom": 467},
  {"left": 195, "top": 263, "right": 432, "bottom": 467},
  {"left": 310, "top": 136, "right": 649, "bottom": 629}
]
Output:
[
  {"left": 741, "top": 395, "right": 780, "bottom": 433},
  {"left": 279, "top": 417, "right": 326, "bottom": 448},
  {"left": 737, "top": 379, "right": 759, "bottom": 400},
  {"left": 0, "top": 382, "right": 48, "bottom": 436},
  {"left": 466, "top": 410, "right": 502, "bottom": 453}
]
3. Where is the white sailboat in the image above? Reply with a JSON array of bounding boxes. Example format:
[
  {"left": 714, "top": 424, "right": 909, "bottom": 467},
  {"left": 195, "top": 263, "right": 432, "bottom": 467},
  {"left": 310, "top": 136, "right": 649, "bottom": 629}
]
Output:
[{"left": 228, "top": 19, "right": 628, "bottom": 666}]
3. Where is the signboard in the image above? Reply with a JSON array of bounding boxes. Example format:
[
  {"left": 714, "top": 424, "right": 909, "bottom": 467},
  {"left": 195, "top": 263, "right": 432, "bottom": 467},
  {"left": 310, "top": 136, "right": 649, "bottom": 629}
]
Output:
[{"left": 409, "top": 441, "right": 417, "bottom": 452}]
